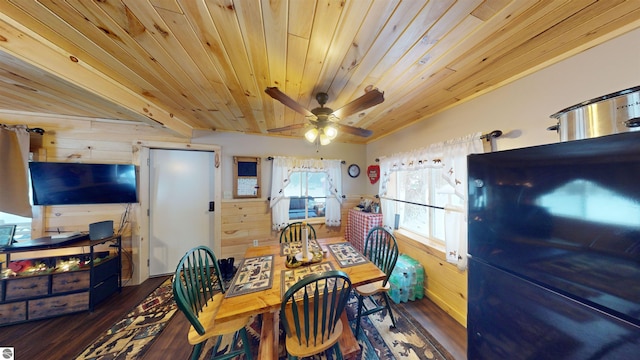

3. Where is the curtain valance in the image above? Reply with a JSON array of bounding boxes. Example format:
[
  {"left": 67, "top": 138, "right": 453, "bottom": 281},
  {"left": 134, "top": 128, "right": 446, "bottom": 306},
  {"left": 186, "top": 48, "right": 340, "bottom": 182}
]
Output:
[{"left": 270, "top": 156, "right": 343, "bottom": 229}]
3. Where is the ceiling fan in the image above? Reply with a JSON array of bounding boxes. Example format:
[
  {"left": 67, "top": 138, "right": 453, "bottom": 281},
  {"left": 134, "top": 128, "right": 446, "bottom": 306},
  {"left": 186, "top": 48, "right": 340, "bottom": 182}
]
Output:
[{"left": 265, "top": 86, "right": 384, "bottom": 145}]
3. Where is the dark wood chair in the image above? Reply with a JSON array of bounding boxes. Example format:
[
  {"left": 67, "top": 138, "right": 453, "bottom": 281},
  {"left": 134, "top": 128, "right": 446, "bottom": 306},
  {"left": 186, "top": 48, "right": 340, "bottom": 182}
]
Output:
[
  {"left": 280, "top": 270, "right": 352, "bottom": 359},
  {"left": 279, "top": 221, "right": 317, "bottom": 243},
  {"left": 354, "top": 226, "right": 399, "bottom": 337},
  {"left": 172, "top": 246, "right": 252, "bottom": 360}
]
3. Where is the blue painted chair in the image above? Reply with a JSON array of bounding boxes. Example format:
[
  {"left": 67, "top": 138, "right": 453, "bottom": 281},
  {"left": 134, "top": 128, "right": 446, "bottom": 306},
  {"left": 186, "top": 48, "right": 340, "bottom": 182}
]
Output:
[
  {"left": 354, "top": 226, "right": 399, "bottom": 337},
  {"left": 172, "top": 246, "right": 252, "bottom": 360},
  {"left": 280, "top": 270, "right": 352, "bottom": 359}
]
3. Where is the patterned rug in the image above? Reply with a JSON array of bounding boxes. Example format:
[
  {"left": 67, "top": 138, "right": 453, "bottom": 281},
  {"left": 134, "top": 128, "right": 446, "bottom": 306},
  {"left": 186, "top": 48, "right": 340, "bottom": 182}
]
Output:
[
  {"left": 351, "top": 295, "right": 453, "bottom": 360},
  {"left": 74, "top": 278, "right": 176, "bottom": 360},
  {"left": 76, "top": 278, "right": 453, "bottom": 360}
]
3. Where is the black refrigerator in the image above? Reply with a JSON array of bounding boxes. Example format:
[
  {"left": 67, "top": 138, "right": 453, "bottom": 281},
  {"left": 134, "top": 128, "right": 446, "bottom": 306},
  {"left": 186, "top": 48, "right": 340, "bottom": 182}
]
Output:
[{"left": 467, "top": 131, "right": 640, "bottom": 359}]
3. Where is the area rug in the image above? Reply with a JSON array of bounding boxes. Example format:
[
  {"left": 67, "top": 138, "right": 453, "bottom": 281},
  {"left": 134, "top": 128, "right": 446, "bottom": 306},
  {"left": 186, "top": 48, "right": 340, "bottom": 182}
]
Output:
[
  {"left": 200, "top": 294, "right": 453, "bottom": 360},
  {"left": 77, "top": 278, "right": 453, "bottom": 360},
  {"left": 74, "top": 277, "right": 177, "bottom": 360},
  {"left": 351, "top": 295, "right": 453, "bottom": 360}
]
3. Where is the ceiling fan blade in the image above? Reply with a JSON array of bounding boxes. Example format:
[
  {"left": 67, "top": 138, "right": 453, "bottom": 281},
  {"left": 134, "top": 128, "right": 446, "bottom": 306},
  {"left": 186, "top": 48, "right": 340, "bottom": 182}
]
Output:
[
  {"left": 336, "top": 123, "right": 373, "bottom": 137},
  {"left": 267, "top": 123, "right": 309, "bottom": 133},
  {"left": 331, "top": 89, "right": 384, "bottom": 119},
  {"left": 265, "top": 87, "right": 314, "bottom": 117}
]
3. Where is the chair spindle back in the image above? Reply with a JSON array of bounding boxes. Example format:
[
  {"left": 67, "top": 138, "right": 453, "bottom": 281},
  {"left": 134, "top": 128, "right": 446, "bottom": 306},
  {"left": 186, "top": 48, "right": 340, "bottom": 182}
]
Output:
[
  {"left": 363, "top": 226, "right": 399, "bottom": 286},
  {"left": 280, "top": 221, "right": 317, "bottom": 243},
  {"left": 172, "top": 246, "right": 225, "bottom": 335},
  {"left": 281, "top": 270, "right": 352, "bottom": 347}
]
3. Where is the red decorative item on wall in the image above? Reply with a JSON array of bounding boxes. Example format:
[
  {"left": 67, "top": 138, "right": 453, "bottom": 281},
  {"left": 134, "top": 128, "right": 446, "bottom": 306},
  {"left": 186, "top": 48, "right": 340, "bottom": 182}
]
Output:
[{"left": 367, "top": 165, "right": 380, "bottom": 184}]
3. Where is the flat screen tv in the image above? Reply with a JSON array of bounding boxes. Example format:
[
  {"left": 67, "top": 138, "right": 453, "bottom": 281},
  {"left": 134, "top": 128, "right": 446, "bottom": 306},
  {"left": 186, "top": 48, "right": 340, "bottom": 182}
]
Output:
[{"left": 29, "top": 162, "right": 138, "bottom": 205}]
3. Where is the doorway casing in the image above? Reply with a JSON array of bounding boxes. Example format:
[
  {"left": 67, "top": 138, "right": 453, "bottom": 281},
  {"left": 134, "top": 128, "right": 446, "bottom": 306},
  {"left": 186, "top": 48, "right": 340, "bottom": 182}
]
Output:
[{"left": 131, "top": 141, "right": 222, "bottom": 285}]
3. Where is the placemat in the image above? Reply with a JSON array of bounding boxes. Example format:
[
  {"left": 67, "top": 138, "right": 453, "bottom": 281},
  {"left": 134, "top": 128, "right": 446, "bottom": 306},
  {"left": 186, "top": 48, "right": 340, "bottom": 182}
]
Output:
[
  {"left": 328, "top": 242, "right": 369, "bottom": 267},
  {"left": 225, "top": 255, "right": 274, "bottom": 297},
  {"left": 280, "top": 239, "right": 321, "bottom": 256},
  {"left": 281, "top": 262, "right": 334, "bottom": 299}
]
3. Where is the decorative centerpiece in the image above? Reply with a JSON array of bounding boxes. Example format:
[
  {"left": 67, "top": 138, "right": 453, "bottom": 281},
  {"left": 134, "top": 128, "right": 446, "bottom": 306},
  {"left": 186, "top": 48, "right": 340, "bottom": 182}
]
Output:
[
  {"left": 295, "top": 222, "right": 313, "bottom": 262},
  {"left": 285, "top": 255, "right": 302, "bottom": 268}
]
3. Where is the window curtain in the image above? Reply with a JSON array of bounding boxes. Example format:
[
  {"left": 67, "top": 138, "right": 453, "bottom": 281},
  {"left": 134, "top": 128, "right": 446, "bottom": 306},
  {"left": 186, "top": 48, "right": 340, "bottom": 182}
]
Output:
[
  {"left": 0, "top": 125, "right": 32, "bottom": 218},
  {"left": 378, "top": 132, "right": 483, "bottom": 270},
  {"left": 269, "top": 156, "right": 343, "bottom": 230},
  {"left": 378, "top": 145, "right": 446, "bottom": 232}
]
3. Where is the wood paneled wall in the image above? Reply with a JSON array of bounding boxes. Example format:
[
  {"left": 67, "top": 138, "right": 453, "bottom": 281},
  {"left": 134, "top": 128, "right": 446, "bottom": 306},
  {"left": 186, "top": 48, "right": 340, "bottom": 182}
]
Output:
[
  {"left": 220, "top": 196, "right": 360, "bottom": 260},
  {"left": 394, "top": 231, "right": 467, "bottom": 327},
  {"left": 1, "top": 113, "right": 188, "bottom": 284}
]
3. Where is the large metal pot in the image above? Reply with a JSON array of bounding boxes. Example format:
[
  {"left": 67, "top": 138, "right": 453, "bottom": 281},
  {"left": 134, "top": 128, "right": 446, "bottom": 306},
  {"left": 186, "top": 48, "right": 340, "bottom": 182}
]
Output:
[{"left": 548, "top": 85, "right": 640, "bottom": 141}]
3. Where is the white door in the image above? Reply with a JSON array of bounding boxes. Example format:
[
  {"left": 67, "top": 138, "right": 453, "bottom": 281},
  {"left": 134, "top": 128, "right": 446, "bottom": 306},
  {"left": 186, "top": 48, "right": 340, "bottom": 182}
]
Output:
[{"left": 149, "top": 149, "right": 216, "bottom": 276}]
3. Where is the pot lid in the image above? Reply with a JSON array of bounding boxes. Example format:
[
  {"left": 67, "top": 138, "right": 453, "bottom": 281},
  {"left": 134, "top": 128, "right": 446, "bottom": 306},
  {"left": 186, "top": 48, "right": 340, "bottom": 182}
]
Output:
[{"left": 549, "top": 85, "right": 640, "bottom": 119}]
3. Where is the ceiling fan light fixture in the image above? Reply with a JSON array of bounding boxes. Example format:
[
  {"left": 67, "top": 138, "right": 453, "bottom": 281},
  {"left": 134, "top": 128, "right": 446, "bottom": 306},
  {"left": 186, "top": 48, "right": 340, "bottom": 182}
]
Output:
[
  {"left": 304, "top": 128, "right": 318, "bottom": 142},
  {"left": 319, "top": 133, "right": 331, "bottom": 146},
  {"left": 265, "top": 86, "right": 382, "bottom": 142},
  {"left": 324, "top": 124, "right": 338, "bottom": 140}
]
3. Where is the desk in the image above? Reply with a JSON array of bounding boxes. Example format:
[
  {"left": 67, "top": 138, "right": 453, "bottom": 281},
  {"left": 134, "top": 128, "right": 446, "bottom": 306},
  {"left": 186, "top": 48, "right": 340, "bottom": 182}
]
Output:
[
  {"left": 345, "top": 208, "right": 383, "bottom": 253},
  {"left": 216, "top": 237, "right": 385, "bottom": 359},
  {"left": 0, "top": 235, "right": 121, "bottom": 325}
]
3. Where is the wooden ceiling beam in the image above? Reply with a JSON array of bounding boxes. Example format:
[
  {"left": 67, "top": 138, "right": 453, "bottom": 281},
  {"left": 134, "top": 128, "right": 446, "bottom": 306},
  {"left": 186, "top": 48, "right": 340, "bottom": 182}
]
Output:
[{"left": 0, "top": 10, "right": 193, "bottom": 138}]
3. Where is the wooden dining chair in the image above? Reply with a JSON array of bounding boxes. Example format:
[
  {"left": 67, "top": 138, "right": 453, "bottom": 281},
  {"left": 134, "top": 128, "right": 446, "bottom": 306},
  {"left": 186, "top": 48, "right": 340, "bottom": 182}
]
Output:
[
  {"left": 280, "top": 270, "right": 352, "bottom": 360},
  {"left": 279, "top": 221, "right": 317, "bottom": 243},
  {"left": 172, "top": 246, "right": 253, "bottom": 360},
  {"left": 354, "top": 226, "right": 399, "bottom": 337}
]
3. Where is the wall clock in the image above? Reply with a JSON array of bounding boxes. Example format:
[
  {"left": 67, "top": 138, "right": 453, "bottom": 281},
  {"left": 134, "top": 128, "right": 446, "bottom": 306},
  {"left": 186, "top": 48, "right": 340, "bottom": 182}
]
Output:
[{"left": 348, "top": 164, "right": 360, "bottom": 178}]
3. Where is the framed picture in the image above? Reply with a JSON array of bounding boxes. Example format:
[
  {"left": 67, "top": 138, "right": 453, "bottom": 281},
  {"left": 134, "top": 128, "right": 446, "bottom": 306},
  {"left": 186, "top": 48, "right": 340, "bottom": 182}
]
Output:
[
  {"left": 233, "top": 156, "right": 261, "bottom": 199},
  {"left": 0, "top": 224, "right": 16, "bottom": 247}
]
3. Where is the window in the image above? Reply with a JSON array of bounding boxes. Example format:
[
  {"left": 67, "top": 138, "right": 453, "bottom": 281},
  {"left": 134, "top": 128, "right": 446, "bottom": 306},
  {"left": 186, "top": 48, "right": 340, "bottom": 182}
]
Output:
[
  {"left": 0, "top": 168, "right": 34, "bottom": 242},
  {"left": 284, "top": 172, "right": 327, "bottom": 220},
  {"left": 270, "top": 156, "right": 343, "bottom": 229},
  {"left": 0, "top": 212, "right": 31, "bottom": 242},
  {"left": 386, "top": 168, "right": 463, "bottom": 243}
]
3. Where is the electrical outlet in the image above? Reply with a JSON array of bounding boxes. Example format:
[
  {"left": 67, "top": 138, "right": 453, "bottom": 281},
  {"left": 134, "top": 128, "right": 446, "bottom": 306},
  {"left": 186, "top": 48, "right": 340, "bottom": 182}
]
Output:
[{"left": 253, "top": 239, "right": 259, "bottom": 247}]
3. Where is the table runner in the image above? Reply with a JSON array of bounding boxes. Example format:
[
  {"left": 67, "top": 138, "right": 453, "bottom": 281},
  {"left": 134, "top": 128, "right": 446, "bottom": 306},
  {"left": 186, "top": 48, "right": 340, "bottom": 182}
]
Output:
[
  {"left": 225, "top": 255, "right": 274, "bottom": 297},
  {"left": 328, "top": 242, "right": 369, "bottom": 267}
]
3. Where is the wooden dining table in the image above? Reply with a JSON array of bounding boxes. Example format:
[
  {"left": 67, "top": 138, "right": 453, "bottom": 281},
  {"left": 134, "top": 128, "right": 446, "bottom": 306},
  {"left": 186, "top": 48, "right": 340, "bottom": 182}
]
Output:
[{"left": 216, "top": 237, "right": 386, "bottom": 359}]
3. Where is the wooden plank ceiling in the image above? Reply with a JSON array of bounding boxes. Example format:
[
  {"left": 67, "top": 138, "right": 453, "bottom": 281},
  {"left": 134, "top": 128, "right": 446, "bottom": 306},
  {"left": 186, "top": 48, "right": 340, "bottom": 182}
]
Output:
[{"left": 0, "top": 0, "right": 639, "bottom": 143}]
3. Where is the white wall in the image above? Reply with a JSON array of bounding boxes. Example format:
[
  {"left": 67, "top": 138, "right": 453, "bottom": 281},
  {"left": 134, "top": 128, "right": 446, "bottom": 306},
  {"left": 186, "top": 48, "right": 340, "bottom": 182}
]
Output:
[
  {"left": 191, "top": 131, "right": 369, "bottom": 198},
  {"left": 366, "top": 27, "right": 640, "bottom": 194}
]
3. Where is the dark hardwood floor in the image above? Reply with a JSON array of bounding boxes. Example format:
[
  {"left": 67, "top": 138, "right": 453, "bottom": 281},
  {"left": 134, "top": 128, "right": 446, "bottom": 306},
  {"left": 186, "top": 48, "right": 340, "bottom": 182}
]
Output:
[
  {"left": 399, "top": 297, "right": 467, "bottom": 360},
  {"left": 0, "top": 276, "right": 467, "bottom": 359},
  {"left": 0, "top": 276, "right": 168, "bottom": 360}
]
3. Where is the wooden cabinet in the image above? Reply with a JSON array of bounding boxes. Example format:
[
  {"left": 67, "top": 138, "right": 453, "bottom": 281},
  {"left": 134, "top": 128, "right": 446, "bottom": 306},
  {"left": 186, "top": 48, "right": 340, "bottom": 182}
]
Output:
[{"left": 0, "top": 235, "right": 121, "bottom": 326}]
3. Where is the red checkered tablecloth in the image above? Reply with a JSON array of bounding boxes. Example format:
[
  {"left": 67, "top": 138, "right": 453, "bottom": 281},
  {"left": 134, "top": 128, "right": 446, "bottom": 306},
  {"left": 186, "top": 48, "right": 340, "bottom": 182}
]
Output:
[{"left": 345, "top": 208, "right": 383, "bottom": 253}]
